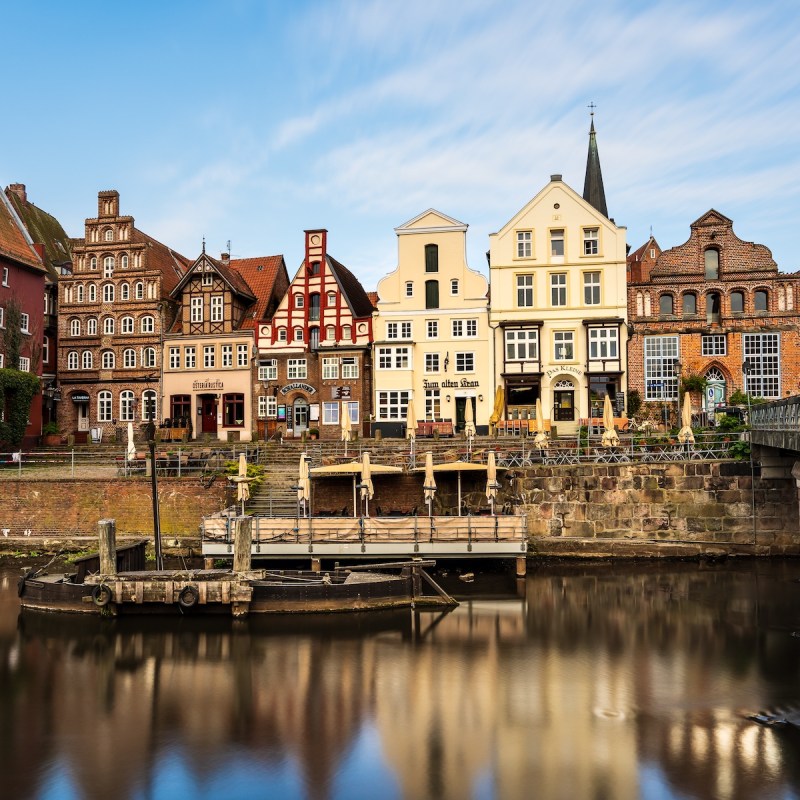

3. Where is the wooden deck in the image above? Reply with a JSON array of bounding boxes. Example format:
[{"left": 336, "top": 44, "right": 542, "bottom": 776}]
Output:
[{"left": 201, "top": 514, "right": 528, "bottom": 558}]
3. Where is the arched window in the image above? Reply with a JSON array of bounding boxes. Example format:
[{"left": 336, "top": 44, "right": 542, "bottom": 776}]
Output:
[
  {"left": 86, "top": 317, "right": 97, "bottom": 335},
  {"left": 64, "top": 285, "right": 73, "bottom": 303},
  {"left": 635, "top": 292, "right": 643, "bottom": 316},
  {"left": 704, "top": 248, "right": 719, "bottom": 280},
  {"left": 326, "top": 324, "right": 336, "bottom": 340},
  {"left": 425, "top": 244, "right": 439, "bottom": 273},
  {"left": 103, "top": 316, "right": 115, "bottom": 335},
  {"left": 142, "top": 347, "right": 156, "bottom": 368},
  {"left": 755, "top": 290, "right": 768, "bottom": 311},
  {"left": 104, "top": 228, "right": 114, "bottom": 242},
  {"left": 102, "top": 283, "right": 114, "bottom": 302},
  {"left": 140, "top": 315, "right": 155, "bottom": 333},
  {"left": 659, "top": 294, "right": 674, "bottom": 315},
  {"left": 88, "top": 283, "right": 97, "bottom": 302},
  {"left": 342, "top": 324, "right": 351, "bottom": 340},
  {"left": 102, "top": 350, "right": 115, "bottom": 369},
  {"left": 706, "top": 292, "right": 721, "bottom": 324},
  {"left": 142, "top": 390, "right": 157, "bottom": 422},
  {"left": 326, "top": 292, "right": 337, "bottom": 306},
  {"left": 778, "top": 286, "right": 786, "bottom": 311},
  {"left": 277, "top": 327, "right": 287, "bottom": 342},
  {"left": 120, "top": 390, "right": 134, "bottom": 421},
  {"left": 135, "top": 282, "right": 144, "bottom": 299},
  {"left": 294, "top": 327, "right": 304, "bottom": 342},
  {"left": 121, "top": 316, "right": 134, "bottom": 334},
  {"left": 89, "top": 256, "right": 97, "bottom": 271},
  {"left": 682, "top": 293, "right": 696, "bottom": 316},
  {"left": 309, "top": 293, "right": 320, "bottom": 321},
  {"left": 70, "top": 318, "right": 81, "bottom": 336},
  {"left": 644, "top": 292, "right": 652, "bottom": 316},
  {"left": 82, "top": 350, "right": 93, "bottom": 369},
  {"left": 98, "top": 391, "right": 112, "bottom": 422},
  {"left": 121, "top": 254, "right": 129, "bottom": 269},
  {"left": 120, "top": 282, "right": 130, "bottom": 300},
  {"left": 706, "top": 367, "right": 724, "bottom": 382},
  {"left": 103, "top": 256, "right": 114, "bottom": 278},
  {"left": 77, "top": 284, "right": 84, "bottom": 303},
  {"left": 67, "top": 351, "right": 78, "bottom": 370},
  {"left": 294, "top": 294, "right": 304, "bottom": 309},
  {"left": 730, "top": 291, "right": 744, "bottom": 313},
  {"left": 123, "top": 348, "right": 136, "bottom": 368}
]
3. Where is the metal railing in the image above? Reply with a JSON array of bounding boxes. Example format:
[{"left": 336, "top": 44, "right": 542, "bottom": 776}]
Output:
[{"left": 749, "top": 396, "right": 800, "bottom": 431}]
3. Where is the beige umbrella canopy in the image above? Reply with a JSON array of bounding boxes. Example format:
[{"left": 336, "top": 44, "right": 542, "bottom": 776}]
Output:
[
  {"left": 678, "top": 392, "right": 695, "bottom": 444},
  {"left": 341, "top": 408, "right": 352, "bottom": 442},
  {"left": 533, "top": 397, "right": 549, "bottom": 449},
  {"left": 464, "top": 397, "right": 476, "bottom": 439},
  {"left": 414, "top": 460, "right": 488, "bottom": 516},
  {"left": 297, "top": 452, "right": 310, "bottom": 514},
  {"left": 423, "top": 451, "right": 437, "bottom": 515},
  {"left": 406, "top": 400, "right": 416, "bottom": 439},
  {"left": 310, "top": 459, "right": 401, "bottom": 517},
  {"left": 601, "top": 393, "right": 620, "bottom": 448},
  {"left": 126, "top": 422, "right": 136, "bottom": 461},
  {"left": 485, "top": 451, "right": 499, "bottom": 512}
]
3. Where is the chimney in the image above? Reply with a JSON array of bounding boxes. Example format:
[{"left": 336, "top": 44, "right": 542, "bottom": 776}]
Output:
[
  {"left": 220, "top": 252, "right": 230, "bottom": 263},
  {"left": 7, "top": 183, "right": 27, "bottom": 203},
  {"left": 33, "top": 243, "right": 46, "bottom": 262}
]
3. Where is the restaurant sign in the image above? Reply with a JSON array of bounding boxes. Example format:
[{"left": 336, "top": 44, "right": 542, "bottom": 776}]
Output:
[{"left": 280, "top": 382, "right": 317, "bottom": 396}]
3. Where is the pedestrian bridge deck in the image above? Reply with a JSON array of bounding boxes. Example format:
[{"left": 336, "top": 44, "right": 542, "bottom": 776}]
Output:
[{"left": 202, "top": 514, "right": 527, "bottom": 559}]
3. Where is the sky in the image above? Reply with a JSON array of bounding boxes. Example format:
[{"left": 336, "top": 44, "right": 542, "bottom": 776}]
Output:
[{"left": 3, "top": 0, "right": 800, "bottom": 290}]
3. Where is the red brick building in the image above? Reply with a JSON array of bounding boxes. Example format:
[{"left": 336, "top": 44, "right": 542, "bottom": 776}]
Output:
[
  {"left": 627, "top": 210, "right": 800, "bottom": 422},
  {"left": 256, "top": 230, "right": 375, "bottom": 439},
  {"left": 58, "top": 190, "right": 190, "bottom": 441},
  {"left": 0, "top": 189, "right": 48, "bottom": 447}
]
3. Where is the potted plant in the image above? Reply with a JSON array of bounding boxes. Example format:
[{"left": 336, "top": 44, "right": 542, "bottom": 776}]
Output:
[
  {"left": 309, "top": 428, "right": 320, "bottom": 440},
  {"left": 41, "top": 422, "right": 62, "bottom": 446}
]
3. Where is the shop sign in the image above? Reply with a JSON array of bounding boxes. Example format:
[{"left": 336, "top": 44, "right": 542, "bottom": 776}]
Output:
[
  {"left": 281, "top": 382, "right": 316, "bottom": 395},
  {"left": 545, "top": 366, "right": 583, "bottom": 379},
  {"left": 70, "top": 391, "right": 90, "bottom": 403},
  {"left": 423, "top": 378, "right": 480, "bottom": 389},
  {"left": 334, "top": 386, "right": 351, "bottom": 399}
]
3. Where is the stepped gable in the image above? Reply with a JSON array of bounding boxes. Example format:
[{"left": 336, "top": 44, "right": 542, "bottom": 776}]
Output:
[
  {"left": 5, "top": 185, "right": 71, "bottom": 277},
  {"left": 0, "top": 190, "right": 44, "bottom": 271},
  {"left": 651, "top": 209, "right": 778, "bottom": 281},
  {"left": 228, "top": 255, "right": 289, "bottom": 327},
  {"left": 327, "top": 255, "right": 375, "bottom": 317}
]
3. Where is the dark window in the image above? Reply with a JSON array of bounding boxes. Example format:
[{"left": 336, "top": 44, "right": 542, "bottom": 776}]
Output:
[
  {"left": 309, "top": 293, "right": 320, "bottom": 321},
  {"left": 755, "top": 290, "right": 768, "bottom": 311},
  {"left": 659, "top": 294, "right": 674, "bottom": 315},
  {"left": 707, "top": 292, "right": 721, "bottom": 324},
  {"left": 223, "top": 394, "right": 245, "bottom": 427},
  {"left": 682, "top": 293, "right": 696, "bottom": 316},
  {"left": 310, "top": 261, "right": 321, "bottom": 275},
  {"left": 425, "top": 280, "right": 439, "bottom": 309},
  {"left": 730, "top": 291, "right": 744, "bottom": 313},
  {"left": 704, "top": 248, "right": 719, "bottom": 280},
  {"left": 170, "top": 394, "right": 191, "bottom": 424},
  {"left": 425, "top": 244, "right": 439, "bottom": 273},
  {"left": 309, "top": 326, "right": 320, "bottom": 350}
]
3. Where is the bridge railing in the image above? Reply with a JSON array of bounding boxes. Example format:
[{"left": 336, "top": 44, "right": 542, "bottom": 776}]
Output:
[{"left": 749, "top": 397, "right": 800, "bottom": 431}]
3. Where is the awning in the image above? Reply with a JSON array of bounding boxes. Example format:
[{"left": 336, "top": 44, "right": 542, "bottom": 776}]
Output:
[{"left": 70, "top": 391, "right": 90, "bottom": 403}]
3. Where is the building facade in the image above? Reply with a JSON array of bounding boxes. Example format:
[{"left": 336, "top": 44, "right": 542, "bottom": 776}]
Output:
[
  {"left": 255, "top": 230, "right": 375, "bottom": 439},
  {"left": 374, "top": 209, "right": 491, "bottom": 436},
  {"left": 58, "top": 190, "right": 190, "bottom": 441},
  {"left": 627, "top": 210, "right": 800, "bottom": 421},
  {"left": 488, "top": 157, "right": 628, "bottom": 434}
]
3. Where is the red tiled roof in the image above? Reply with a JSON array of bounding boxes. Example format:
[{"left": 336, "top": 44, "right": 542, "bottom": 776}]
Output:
[
  {"left": 0, "top": 192, "right": 44, "bottom": 272},
  {"left": 130, "top": 228, "right": 191, "bottom": 293},
  {"left": 367, "top": 290, "right": 379, "bottom": 306},
  {"left": 229, "top": 255, "right": 288, "bottom": 327}
]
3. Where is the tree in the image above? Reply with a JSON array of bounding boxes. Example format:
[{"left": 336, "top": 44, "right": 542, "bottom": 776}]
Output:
[{"left": 2, "top": 297, "right": 22, "bottom": 371}]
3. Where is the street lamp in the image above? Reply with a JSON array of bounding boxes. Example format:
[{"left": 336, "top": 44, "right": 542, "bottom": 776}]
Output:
[{"left": 742, "top": 360, "right": 756, "bottom": 545}]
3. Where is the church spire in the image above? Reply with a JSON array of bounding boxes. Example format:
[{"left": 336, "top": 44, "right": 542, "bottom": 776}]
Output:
[{"left": 582, "top": 105, "right": 608, "bottom": 218}]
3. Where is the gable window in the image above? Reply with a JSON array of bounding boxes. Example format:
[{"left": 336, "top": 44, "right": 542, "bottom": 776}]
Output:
[
  {"left": 425, "top": 280, "right": 439, "bottom": 309},
  {"left": 583, "top": 228, "right": 599, "bottom": 256},
  {"left": 516, "top": 231, "right": 532, "bottom": 258},
  {"left": 104, "top": 229, "right": 114, "bottom": 242},
  {"left": 659, "top": 294, "right": 674, "bottom": 315},
  {"left": 327, "top": 291, "right": 337, "bottom": 306},
  {"left": 755, "top": 290, "right": 768, "bottom": 311},
  {"left": 425, "top": 244, "right": 439, "bottom": 273},
  {"left": 342, "top": 357, "right": 359, "bottom": 379},
  {"left": 550, "top": 273, "right": 567, "bottom": 306},
  {"left": 730, "top": 291, "right": 744, "bottom": 314},
  {"left": 704, "top": 248, "right": 719, "bottom": 280},
  {"left": 341, "top": 324, "right": 351, "bottom": 339},
  {"left": 451, "top": 279, "right": 459, "bottom": 295},
  {"left": 310, "top": 261, "right": 321, "bottom": 275},
  {"left": 707, "top": 292, "right": 721, "bottom": 324},
  {"left": 682, "top": 293, "right": 697, "bottom": 316},
  {"left": 553, "top": 331, "right": 574, "bottom": 360},
  {"left": 583, "top": 272, "right": 601, "bottom": 305},
  {"left": 288, "top": 359, "right": 307, "bottom": 379},
  {"left": 294, "top": 294, "right": 304, "bottom": 309},
  {"left": 202, "top": 273, "right": 214, "bottom": 287},
  {"left": 517, "top": 274, "right": 533, "bottom": 307},
  {"left": 505, "top": 329, "right": 538, "bottom": 361},
  {"left": 309, "top": 294, "right": 320, "bottom": 321},
  {"left": 405, "top": 281, "right": 414, "bottom": 298},
  {"left": 550, "top": 229, "right": 564, "bottom": 259},
  {"left": 191, "top": 297, "right": 203, "bottom": 322},
  {"left": 211, "top": 296, "right": 223, "bottom": 322}
]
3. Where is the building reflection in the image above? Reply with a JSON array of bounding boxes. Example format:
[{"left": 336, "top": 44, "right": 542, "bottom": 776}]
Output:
[{"left": 1, "top": 564, "right": 799, "bottom": 799}]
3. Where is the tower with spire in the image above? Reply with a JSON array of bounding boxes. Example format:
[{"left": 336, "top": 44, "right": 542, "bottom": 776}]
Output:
[{"left": 582, "top": 106, "right": 608, "bottom": 218}]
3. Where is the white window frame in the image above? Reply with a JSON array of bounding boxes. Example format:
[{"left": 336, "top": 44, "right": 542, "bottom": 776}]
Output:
[
  {"left": 550, "top": 273, "right": 567, "bottom": 306},
  {"left": 98, "top": 391, "right": 112, "bottom": 422},
  {"left": 450, "top": 279, "right": 459, "bottom": 295},
  {"left": 743, "top": 333, "right": 780, "bottom": 398},
  {"left": 191, "top": 297, "right": 203, "bottom": 322},
  {"left": 123, "top": 348, "right": 136, "bottom": 368},
  {"left": 120, "top": 391, "right": 135, "bottom": 422},
  {"left": 455, "top": 352, "right": 474, "bottom": 373},
  {"left": 322, "top": 402, "right": 340, "bottom": 425},
  {"left": 516, "top": 274, "right": 534, "bottom": 307},
  {"left": 583, "top": 272, "right": 601, "bottom": 305},
  {"left": 553, "top": 331, "right": 574, "bottom": 361},
  {"left": 142, "top": 347, "right": 156, "bottom": 368},
  {"left": 377, "top": 346, "right": 410, "bottom": 370},
  {"left": 516, "top": 230, "right": 532, "bottom": 259},
  {"left": 405, "top": 281, "right": 413, "bottom": 298},
  {"left": 237, "top": 344, "right": 249, "bottom": 367},
  {"left": 140, "top": 315, "right": 154, "bottom": 334},
  {"left": 644, "top": 336, "right": 680, "bottom": 401},
  {"left": 588, "top": 328, "right": 618, "bottom": 360},
  {"left": 425, "top": 389, "right": 441, "bottom": 420},
  {"left": 505, "top": 329, "right": 539, "bottom": 362},
  {"left": 211, "top": 295, "right": 223, "bottom": 322},
  {"left": 287, "top": 359, "right": 307, "bottom": 379},
  {"left": 185, "top": 346, "right": 196, "bottom": 369},
  {"left": 20, "top": 312, "right": 29, "bottom": 333},
  {"left": 583, "top": 227, "right": 599, "bottom": 256},
  {"left": 426, "top": 320, "right": 438, "bottom": 339},
  {"left": 102, "top": 351, "right": 115, "bottom": 369},
  {"left": 81, "top": 351, "right": 92, "bottom": 369},
  {"left": 342, "top": 357, "right": 359, "bottom": 380},
  {"left": 203, "top": 345, "right": 215, "bottom": 368},
  {"left": 425, "top": 353, "right": 440, "bottom": 373},
  {"left": 701, "top": 334, "right": 727, "bottom": 357},
  {"left": 259, "top": 363, "right": 277, "bottom": 381},
  {"left": 120, "top": 316, "right": 133, "bottom": 334},
  {"left": 323, "top": 357, "right": 339, "bottom": 380},
  {"left": 221, "top": 344, "right": 233, "bottom": 367},
  {"left": 87, "top": 318, "right": 97, "bottom": 335},
  {"left": 19, "top": 356, "right": 30, "bottom": 372},
  {"left": 169, "top": 347, "right": 180, "bottom": 368},
  {"left": 377, "top": 390, "right": 410, "bottom": 421},
  {"left": 68, "top": 351, "right": 78, "bottom": 370}
]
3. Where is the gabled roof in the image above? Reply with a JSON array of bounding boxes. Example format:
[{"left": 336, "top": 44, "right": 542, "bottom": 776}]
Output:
[
  {"left": 326, "top": 255, "right": 375, "bottom": 318},
  {"left": 690, "top": 209, "right": 733, "bottom": 229},
  {"left": 228, "top": 255, "right": 288, "bottom": 325},
  {"left": 394, "top": 208, "right": 468, "bottom": 233},
  {"left": 171, "top": 252, "right": 257, "bottom": 301},
  {"left": 5, "top": 186, "right": 71, "bottom": 278},
  {"left": 626, "top": 235, "right": 660, "bottom": 267},
  {"left": 0, "top": 190, "right": 45, "bottom": 272}
]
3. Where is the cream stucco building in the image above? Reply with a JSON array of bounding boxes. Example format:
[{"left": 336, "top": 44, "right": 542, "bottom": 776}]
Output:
[
  {"left": 374, "top": 210, "right": 491, "bottom": 436},
  {"left": 488, "top": 123, "right": 628, "bottom": 434}
]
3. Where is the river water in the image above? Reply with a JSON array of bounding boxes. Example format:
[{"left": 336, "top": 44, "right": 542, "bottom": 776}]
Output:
[{"left": 2, "top": 560, "right": 800, "bottom": 800}]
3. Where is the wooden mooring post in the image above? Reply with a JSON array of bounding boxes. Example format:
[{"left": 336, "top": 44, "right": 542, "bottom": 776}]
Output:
[
  {"left": 233, "top": 516, "right": 253, "bottom": 573},
  {"left": 98, "top": 519, "right": 117, "bottom": 575}
]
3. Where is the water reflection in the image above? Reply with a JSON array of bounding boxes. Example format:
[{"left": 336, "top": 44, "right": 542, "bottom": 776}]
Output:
[{"left": 1, "top": 563, "right": 800, "bottom": 799}]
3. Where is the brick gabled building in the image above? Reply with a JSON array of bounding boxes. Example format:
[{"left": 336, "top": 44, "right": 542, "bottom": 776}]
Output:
[
  {"left": 162, "top": 249, "right": 288, "bottom": 442},
  {"left": 58, "top": 190, "right": 190, "bottom": 441},
  {"left": 255, "top": 230, "right": 375, "bottom": 439},
  {"left": 0, "top": 189, "right": 48, "bottom": 447},
  {"left": 627, "top": 210, "right": 800, "bottom": 421},
  {"left": 5, "top": 184, "right": 72, "bottom": 429}
]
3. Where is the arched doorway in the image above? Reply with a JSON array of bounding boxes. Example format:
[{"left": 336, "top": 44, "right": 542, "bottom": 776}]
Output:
[
  {"left": 70, "top": 390, "right": 90, "bottom": 432},
  {"left": 704, "top": 367, "right": 726, "bottom": 413},
  {"left": 552, "top": 378, "right": 576, "bottom": 422},
  {"left": 293, "top": 397, "right": 309, "bottom": 435}
]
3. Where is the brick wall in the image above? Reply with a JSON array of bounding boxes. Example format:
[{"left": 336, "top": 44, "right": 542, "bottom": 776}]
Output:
[{"left": 0, "top": 478, "right": 227, "bottom": 538}]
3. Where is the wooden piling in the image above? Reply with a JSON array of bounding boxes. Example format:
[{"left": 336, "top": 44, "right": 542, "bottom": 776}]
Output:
[
  {"left": 311, "top": 558, "right": 321, "bottom": 572},
  {"left": 233, "top": 516, "right": 253, "bottom": 573},
  {"left": 516, "top": 555, "right": 527, "bottom": 578},
  {"left": 204, "top": 557, "right": 215, "bottom": 570},
  {"left": 98, "top": 519, "right": 117, "bottom": 575}
]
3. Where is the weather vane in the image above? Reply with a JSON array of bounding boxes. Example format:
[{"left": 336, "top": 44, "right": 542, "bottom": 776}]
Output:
[{"left": 588, "top": 101, "right": 597, "bottom": 117}]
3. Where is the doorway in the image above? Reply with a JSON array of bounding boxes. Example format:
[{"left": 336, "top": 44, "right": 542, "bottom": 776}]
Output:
[
  {"left": 553, "top": 384, "right": 575, "bottom": 422},
  {"left": 293, "top": 398, "right": 309, "bottom": 434},
  {"left": 200, "top": 395, "right": 218, "bottom": 434},
  {"left": 455, "top": 397, "right": 476, "bottom": 432},
  {"left": 704, "top": 368, "right": 726, "bottom": 413},
  {"left": 76, "top": 402, "right": 89, "bottom": 432}
]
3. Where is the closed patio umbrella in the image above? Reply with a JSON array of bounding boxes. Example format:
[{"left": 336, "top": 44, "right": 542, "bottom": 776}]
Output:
[
  {"left": 485, "top": 451, "right": 499, "bottom": 514},
  {"left": 406, "top": 400, "right": 416, "bottom": 439},
  {"left": 361, "top": 452, "right": 374, "bottom": 516},
  {"left": 533, "top": 397, "right": 549, "bottom": 449},
  {"left": 297, "top": 452, "right": 310, "bottom": 516},
  {"left": 341, "top": 405, "right": 352, "bottom": 456},
  {"left": 601, "top": 393, "right": 620, "bottom": 448},
  {"left": 464, "top": 397, "right": 476, "bottom": 439},
  {"left": 489, "top": 385, "right": 504, "bottom": 432},
  {"left": 126, "top": 422, "right": 136, "bottom": 461},
  {"left": 678, "top": 392, "right": 695, "bottom": 445},
  {"left": 423, "top": 451, "right": 437, "bottom": 516}
]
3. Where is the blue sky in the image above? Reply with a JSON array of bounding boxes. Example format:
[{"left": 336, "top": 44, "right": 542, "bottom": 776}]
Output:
[{"left": 4, "top": 0, "right": 799, "bottom": 290}]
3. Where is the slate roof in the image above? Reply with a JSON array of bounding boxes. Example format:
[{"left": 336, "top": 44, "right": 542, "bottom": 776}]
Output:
[
  {"left": 0, "top": 191, "right": 44, "bottom": 272},
  {"left": 583, "top": 118, "right": 609, "bottom": 219},
  {"left": 327, "top": 255, "right": 375, "bottom": 317}
]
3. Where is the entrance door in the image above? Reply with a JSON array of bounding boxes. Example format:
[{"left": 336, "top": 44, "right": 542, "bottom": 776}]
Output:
[
  {"left": 704, "top": 368, "right": 726, "bottom": 413},
  {"left": 200, "top": 396, "right": 218, "bottom": 434},
  {"left": 455, "top": 397, "right": 476, "bottom": 432},
  {"left": 293, "top": 399, "right": 309, "bottom": 434},
  {"left": 553, "top": 390, "right": 575, "bottom": 422},
  {"left": 77, "top": 402, "right": 89, "bottom": 432}
]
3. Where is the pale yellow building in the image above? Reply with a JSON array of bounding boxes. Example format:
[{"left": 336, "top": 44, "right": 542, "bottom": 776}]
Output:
[
  {"left": 488, "top": 125, "right": 628, "bottom": 435},
  {"left": 374, "top": 210, "right": 491, "bottom": 436}
]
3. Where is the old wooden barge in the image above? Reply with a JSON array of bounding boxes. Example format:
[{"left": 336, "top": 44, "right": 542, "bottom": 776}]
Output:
[{"left": 18, "top": 518, "right": 456, "bottom": 618}]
